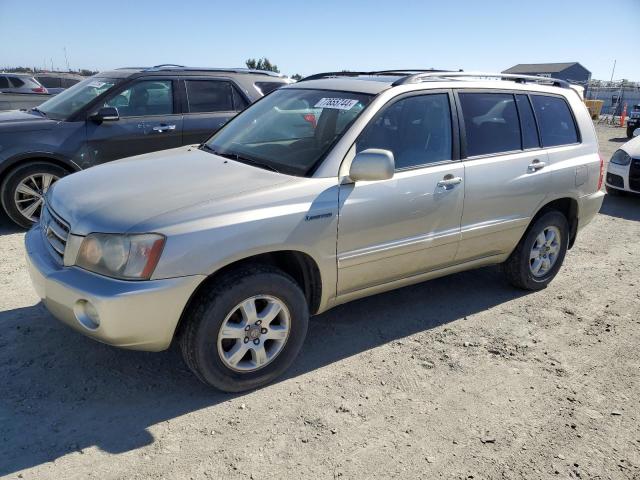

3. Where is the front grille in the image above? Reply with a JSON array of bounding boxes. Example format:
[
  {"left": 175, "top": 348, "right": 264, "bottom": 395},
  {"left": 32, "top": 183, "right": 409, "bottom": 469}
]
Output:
[
  {"left": 630, "top": 159, "right": 640, "bottom": 192},
  {"left": 41, "top": 205, "right": 70, "bottom": 263},
  {"left": 606, "top": 172, "right": 624, "bottom": 188}
]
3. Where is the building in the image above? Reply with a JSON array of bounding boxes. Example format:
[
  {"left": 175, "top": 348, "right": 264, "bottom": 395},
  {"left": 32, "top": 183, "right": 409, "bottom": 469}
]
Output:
[{"left": 502, "top": 62, "right": 591, "bottom": 84}]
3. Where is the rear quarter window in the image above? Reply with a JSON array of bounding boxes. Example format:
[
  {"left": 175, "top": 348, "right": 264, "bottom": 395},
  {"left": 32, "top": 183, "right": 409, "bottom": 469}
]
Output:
[
  {"left": 531, "top": 95, "right": 579, "bottom": 147},
  {"left": 8, "top": 77, "right": 26, "bottom": 88},
  {"left": 255, "top": 82, "right": 284, "bottom": 95}
]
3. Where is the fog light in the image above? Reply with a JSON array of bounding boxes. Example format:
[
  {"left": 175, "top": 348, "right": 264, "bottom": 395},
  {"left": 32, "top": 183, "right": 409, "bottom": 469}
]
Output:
[{"left": 73, "top": 299, "right": 100, "bottom": 330}]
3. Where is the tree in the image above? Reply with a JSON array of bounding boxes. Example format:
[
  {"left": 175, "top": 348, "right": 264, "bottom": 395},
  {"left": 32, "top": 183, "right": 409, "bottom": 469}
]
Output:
[
  {"left": 291, "top": 73, "right": 303, "bottom": 81},
  {"left": 245, "top": 58, "right": 280, "bottom": 73}
]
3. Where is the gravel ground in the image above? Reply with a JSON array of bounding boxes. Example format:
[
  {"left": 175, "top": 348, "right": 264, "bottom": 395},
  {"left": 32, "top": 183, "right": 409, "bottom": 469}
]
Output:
[{"left": 1, "top": 124, "right": 639, "bottom": 480}]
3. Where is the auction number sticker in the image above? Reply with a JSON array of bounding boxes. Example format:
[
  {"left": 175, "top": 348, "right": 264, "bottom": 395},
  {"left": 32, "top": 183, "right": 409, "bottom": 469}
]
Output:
[{"left": 314, "top": 98, "right": 359, "bottom": 110}]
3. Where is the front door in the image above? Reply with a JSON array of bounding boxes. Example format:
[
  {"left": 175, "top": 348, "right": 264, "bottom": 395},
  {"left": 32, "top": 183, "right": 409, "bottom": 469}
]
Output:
[
  {"left": 336, "top": 92, "right": 465, "bottom": 295},
  {"left": 86, "top": 78, "right": 183, "bottom": 164}
]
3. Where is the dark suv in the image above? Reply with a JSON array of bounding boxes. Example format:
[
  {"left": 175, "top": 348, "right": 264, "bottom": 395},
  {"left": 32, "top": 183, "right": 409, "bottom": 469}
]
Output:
[{"left": 0, "top": 65, "right": 291, "bottom": 227}]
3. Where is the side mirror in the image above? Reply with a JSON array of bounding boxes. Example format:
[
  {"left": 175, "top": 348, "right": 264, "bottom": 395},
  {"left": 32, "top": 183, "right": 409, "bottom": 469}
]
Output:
[
  {"left": 633, "top": 128, "right": 640, "bottom": 138},
  {"left": 91, "top": 106, "right": 119, "bottom": 123},
  {"left": 349, "top": 149, "right": 395, "bottom": 182}
]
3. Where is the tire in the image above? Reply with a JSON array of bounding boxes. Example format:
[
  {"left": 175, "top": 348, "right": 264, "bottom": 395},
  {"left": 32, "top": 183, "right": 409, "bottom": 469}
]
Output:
[
  {"left": 0, "top": 162, "right": 69, "bottom": 228},
  {"left": 503, "top": 211, "right": 569, "bottom": 291},
  {"left": 606, "top": 185, "right": 624, "bottom": 196},
  {"left": 178, "top": 264, "right": 309, "bottom": 392}
]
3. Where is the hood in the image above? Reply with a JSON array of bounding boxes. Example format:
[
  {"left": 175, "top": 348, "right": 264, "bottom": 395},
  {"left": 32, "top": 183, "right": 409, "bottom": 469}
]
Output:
[
  {"left": 622, "top": 135, "right": 640, "bottom": 158},
  {"left": 0, "top": 109, "right": 56, "bottom": 132},
  {"left": 49, "top": 146, "right": 294, "bottom": 235}
]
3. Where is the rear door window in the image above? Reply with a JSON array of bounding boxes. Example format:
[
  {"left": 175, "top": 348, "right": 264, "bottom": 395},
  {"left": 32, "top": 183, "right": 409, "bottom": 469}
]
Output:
[
  {"left": 516, "top": 94, "right": 540, "bottom": 149},
  {"left": 459, "top": 92, "right": 521, "bottom": 157},
  {"left": 185, "top": 80, "right": 234, "bottom": 113},
  {"left": 531, "top": 95, "right": 578, "bottom": 147},
  {"left": 0, "top": 76, "right": 9, "bottom": 89}
]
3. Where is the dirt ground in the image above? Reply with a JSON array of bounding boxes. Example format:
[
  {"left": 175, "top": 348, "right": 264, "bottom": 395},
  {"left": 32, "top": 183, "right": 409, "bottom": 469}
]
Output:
[{"left": 1, "top": 123, "right": 639, "bottom": 480}]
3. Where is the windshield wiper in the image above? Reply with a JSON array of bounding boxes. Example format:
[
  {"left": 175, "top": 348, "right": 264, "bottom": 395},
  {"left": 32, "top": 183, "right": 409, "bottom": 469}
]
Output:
[
  {"left": 200, "top": 145, "right": 280, "bottom": 173},
  {"left": 30, "top": 107, "right": 47, "bottom": 117}
]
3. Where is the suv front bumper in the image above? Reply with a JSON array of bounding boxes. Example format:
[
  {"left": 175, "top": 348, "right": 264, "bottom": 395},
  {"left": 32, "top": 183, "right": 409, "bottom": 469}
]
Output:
[{"left": 25, "top": 226, "right": 205, "bottom": 351}]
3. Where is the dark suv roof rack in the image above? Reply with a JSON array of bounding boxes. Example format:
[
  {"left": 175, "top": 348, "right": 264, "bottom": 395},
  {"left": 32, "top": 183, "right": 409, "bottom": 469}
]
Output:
[
  {"left": 392, "top": 71, "right": 570, "bottom": 88},
  {"left": 298, "top": 69, "right": 461, "bottom": 82},
  {"left": 143, "top": 65, "right": 286, "bottom": 77}
]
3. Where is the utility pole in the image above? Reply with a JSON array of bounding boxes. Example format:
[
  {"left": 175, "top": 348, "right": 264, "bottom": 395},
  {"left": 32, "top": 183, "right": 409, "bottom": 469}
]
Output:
[
  {"left": 50, "top": 58, "right": 54, "bottom": 72},
  {"left": 610, "top": 59, "right": 616, "bottom": 83},
  {"left": 64, "top": 47, "right": 70, "bottom": 72}
]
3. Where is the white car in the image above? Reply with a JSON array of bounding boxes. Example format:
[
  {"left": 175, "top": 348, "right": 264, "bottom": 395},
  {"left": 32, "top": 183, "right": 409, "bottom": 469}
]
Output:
[{"left": 605, "top": 131, "right": 640, "bottom": 195}]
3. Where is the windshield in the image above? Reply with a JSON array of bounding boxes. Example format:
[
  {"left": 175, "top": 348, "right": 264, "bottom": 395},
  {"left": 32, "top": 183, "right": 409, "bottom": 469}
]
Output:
[
  {"left": 204, "top": 88, "right": 373, "bottom": 176},
  {"left": 37, "top": 77, "right": 119, "bottom": 120}
]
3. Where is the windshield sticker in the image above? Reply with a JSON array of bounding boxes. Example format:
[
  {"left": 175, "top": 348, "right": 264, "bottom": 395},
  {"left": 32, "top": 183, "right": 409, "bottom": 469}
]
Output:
[
  {"left": 87, "top": 81, "right": 106, "bottom": 89},
  {"left": 314, "top": 98, "right": 359, "bottom": 110}
]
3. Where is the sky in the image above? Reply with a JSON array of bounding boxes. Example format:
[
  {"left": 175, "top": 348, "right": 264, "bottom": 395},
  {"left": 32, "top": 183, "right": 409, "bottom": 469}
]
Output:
[{"left": 1, "top": 0, "right": 639, "bottom": 81}]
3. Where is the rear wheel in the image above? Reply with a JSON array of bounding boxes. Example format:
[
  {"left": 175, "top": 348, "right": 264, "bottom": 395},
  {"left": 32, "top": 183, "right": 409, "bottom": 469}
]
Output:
[
  {"left": 179, "top": 265, "right": 309, "bottom": 392},
  {"left": 0, "top": 162, "right": 68, "bottom": 228},
  {"left": 503, "top": 211, "right": 569, "bottom": 291}
]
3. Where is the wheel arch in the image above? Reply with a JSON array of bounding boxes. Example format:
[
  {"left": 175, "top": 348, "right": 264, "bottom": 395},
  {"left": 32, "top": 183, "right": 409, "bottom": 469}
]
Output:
[
  {"left": 0, "top": 153, "right": 80, "bottom": 185},
  {"left": 174, "top": 249, "right": 323, "bottom": 343},
  {"left": 531, "top": 197, "right": 579, "bottom": 249}
]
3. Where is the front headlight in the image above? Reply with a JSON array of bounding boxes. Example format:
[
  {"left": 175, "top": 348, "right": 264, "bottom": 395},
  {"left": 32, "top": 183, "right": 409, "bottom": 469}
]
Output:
[
  {"left": 610, "top": 149, "right": 632, "bottom": 166},
  {"left": 76, "top": 233, "right": 165, "bottom": 280}
]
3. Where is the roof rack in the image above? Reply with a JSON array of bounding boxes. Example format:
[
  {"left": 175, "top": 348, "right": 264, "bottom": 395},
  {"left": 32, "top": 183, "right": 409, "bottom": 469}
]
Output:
[
  {"left": 298, "top": 69, "right": 460, "bottom": 82},
  {"left": 143, "top": 65, "right": 286, "bottom": 77},
  {"left": 392, "top": 71, "right": 570, "bottom": 88}
]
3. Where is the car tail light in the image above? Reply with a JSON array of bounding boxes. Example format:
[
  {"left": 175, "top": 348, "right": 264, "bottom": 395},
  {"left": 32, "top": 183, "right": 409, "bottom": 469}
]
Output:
[
  {"left": 303, "top": 113, "right": 317, "bottom": 128},
  {"left": 597, "top": 154, "right": 604, "bottom": 190},
  {"left": 31, "top": 86, "right": 48, "bottom": 94}
]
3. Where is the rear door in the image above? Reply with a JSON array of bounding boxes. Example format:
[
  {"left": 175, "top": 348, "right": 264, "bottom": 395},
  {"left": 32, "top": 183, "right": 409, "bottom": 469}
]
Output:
[
  {"left": 85, "top": 78, "right": 183, "bottom": 164},
  {"left": 180, "top": 78, "right": 249, "bottom": 145},
  {"left": 455, "top": 91, "right": 551, "bottom": 262}
]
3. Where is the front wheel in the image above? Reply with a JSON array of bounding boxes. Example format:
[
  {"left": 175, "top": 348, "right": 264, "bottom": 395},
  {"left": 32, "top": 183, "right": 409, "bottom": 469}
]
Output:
[
  {"left": 179, "top": 265, "right": 309, "bottom": 392},
  {"left": 503, "top": 211, "right": 569, "bottom": 291},
  {"left": 0, "top": 162, "right": 68, "bottom": 228}
]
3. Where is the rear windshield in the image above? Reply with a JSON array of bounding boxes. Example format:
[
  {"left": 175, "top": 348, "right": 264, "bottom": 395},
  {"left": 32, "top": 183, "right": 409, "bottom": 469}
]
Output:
[
  {"left": 205, "top": 88, "right": 372, "bottom": 176},
  {"left": 255, "top": 82, "right": 285, "bottom": 95}
]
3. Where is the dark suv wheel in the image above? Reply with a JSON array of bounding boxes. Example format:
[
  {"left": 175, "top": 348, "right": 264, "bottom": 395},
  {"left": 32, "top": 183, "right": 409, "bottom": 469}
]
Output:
[
  {"left": 179, "top": 264, "right": 309, "bottom": 392},
  {"left": 1, "top": 162, "right": 68, "bottom": 228}
]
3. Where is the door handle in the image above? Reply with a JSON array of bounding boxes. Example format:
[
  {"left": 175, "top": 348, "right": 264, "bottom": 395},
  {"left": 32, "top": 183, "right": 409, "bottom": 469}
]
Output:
[
  {"left": 437, "top": 175, "right": 463, "bottom": 188},
  {"left": 528, "top": 159, "right": 546, "bottom": 172},
  {"left": 152, "top": 124, "right": 176, "bottom": 133}
]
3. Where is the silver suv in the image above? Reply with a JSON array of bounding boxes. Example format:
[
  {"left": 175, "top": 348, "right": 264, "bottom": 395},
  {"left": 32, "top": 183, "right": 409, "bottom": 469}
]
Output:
[{"left": 25, "top": 70, "right": 605, "bottom": 391}]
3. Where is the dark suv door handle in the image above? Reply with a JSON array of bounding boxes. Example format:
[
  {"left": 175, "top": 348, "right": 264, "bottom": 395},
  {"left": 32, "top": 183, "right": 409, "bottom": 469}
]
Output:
[
  {"left": 152, "top": 124, "right": 176, "bottom": 133},
  {"left": 528, "top": 159, "right": 546, "bottom": 172}
]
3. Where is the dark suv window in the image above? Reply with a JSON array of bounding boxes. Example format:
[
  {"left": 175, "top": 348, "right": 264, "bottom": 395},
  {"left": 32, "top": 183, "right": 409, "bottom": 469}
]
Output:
[
  {"left": 0, "top": 76, "right": 9, "bottom": 89},
  {"left": 516, "top": 94, "right": 540, "bottom": 149},
  {"left": 531, "top": 95, "right": 578, "bottom": 147},
  {"left": 186, "top": 80, "right": 234, "bottom": 113},
  {"left": 104, "top": 80, "right": 173, "bottom": 117},
  {"left": 459, "top": 93, "right": 521, "bottom": 157},
  {"left": 255, "top": 82, "right": 284, "bottom": 95},
  {"left": 357, "top": 93, "right": 453, "bottom": 169}
]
